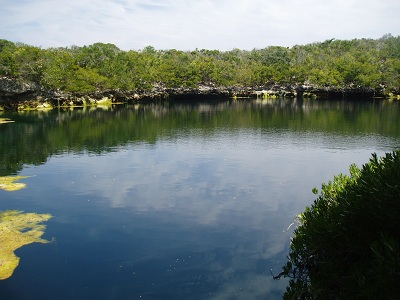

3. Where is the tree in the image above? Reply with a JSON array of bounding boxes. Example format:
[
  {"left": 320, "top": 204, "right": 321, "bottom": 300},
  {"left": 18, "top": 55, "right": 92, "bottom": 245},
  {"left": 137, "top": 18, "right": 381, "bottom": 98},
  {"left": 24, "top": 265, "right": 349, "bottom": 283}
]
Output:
[
  {"left": 0, "top": 41, "right": 43, "bottom": 81},
  {"left": 0, "top": 39, "right": 17, "bottom": 77},
  {"left": 41, "top": 48, "right": 76, "bottom": 90},
  {"left": 275, "top": 151, "right": 400, "bottom": 299}
]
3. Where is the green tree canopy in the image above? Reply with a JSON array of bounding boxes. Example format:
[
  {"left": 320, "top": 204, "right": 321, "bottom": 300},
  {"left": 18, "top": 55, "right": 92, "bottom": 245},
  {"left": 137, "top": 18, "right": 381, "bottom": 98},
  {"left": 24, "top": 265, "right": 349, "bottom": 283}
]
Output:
[
  {"left": 276, "top": 151, "right": 400, "bottom": 299},
  {"left": 1, "top": 35, "right": 399, "bottom": 94}
]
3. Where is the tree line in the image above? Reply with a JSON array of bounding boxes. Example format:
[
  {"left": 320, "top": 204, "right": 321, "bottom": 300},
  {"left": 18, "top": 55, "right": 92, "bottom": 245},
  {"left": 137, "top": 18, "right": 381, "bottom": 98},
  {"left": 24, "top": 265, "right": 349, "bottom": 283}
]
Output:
[{"left": 0, "top": 34, "right": 399, "bottom": 94}]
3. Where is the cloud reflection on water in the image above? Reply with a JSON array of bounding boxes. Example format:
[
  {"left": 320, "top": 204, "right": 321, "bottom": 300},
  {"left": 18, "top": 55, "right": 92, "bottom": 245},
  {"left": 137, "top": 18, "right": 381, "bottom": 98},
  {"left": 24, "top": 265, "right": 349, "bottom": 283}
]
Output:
[{"left": 21, "top": 128, "right": 391, "bottom": 299}]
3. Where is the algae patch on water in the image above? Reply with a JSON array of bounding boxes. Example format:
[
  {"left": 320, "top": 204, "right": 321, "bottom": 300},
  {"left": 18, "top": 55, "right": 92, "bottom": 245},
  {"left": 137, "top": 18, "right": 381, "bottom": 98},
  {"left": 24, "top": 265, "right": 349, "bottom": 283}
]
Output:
[
  {"left": 0, "top": 210, "right": 53, "bottom": 280},
  {"left": 0, "top": 118, "right": 15, "bottom": 124},
  {"left": 0, "top": 176, "right": 29, "bottom": 192}
]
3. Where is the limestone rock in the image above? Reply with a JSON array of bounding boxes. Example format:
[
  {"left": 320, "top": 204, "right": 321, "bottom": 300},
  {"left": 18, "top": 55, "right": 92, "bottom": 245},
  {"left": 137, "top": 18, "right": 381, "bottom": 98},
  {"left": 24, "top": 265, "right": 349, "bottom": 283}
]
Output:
[{"left": 0, "top": 77, "right": 40, "bottom": 97}]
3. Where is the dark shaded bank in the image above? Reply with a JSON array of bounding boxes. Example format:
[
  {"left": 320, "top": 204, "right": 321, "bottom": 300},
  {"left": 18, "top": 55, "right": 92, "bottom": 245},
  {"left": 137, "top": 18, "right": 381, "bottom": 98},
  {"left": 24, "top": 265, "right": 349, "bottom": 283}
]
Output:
[{"left": 0, "top": 77, "right": 396, "bottom": 110}]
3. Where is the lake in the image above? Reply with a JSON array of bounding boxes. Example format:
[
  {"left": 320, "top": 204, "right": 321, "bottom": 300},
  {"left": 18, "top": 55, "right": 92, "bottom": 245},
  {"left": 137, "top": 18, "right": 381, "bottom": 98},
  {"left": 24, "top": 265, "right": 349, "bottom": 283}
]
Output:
[{"left": 0, "top": 98, "right": 399, "bottom": 299}]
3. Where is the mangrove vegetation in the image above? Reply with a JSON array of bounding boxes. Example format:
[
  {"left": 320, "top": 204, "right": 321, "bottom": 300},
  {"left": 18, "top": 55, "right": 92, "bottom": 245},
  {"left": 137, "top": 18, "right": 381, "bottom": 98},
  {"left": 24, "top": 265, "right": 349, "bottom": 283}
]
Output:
[
  {"left": 0, "top": 34, "right": 399, "bottom": 103},
  {"left": 275, "top": 151, "right": 400, "bottom": 299}
]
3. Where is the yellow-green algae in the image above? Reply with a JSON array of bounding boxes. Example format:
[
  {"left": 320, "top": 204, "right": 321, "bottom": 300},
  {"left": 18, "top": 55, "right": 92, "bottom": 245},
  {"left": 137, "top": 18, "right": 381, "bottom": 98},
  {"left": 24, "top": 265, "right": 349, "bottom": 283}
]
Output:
[
  {"left": 0, "top": 210, "right": 53, "bottom": 280},
  {"left": 0, "top": 118, "right": 15, "bottom": 124},
  {"left": 0, "top": 176, "right": 29, "bottom": 192}
]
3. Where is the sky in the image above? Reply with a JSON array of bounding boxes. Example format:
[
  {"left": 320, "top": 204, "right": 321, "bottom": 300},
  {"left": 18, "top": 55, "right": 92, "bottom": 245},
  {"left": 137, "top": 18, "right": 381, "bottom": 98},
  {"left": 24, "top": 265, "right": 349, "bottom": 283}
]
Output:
[{"left": 1, "top": 0, "right": 399, "bottom": 51}]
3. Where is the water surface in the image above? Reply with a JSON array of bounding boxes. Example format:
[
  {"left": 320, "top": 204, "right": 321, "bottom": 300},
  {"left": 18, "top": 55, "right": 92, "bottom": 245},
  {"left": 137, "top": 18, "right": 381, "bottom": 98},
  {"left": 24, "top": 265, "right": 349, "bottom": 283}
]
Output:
[{"left": 0, "top": 98, "right": 399, "bottom": 299}]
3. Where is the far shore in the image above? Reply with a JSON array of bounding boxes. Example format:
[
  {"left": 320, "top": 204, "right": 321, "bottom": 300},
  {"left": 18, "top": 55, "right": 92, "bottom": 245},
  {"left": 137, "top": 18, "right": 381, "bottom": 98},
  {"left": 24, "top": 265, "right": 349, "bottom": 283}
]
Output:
[{"left": 1, "top": 80, "right": 398, "bottom": 111}]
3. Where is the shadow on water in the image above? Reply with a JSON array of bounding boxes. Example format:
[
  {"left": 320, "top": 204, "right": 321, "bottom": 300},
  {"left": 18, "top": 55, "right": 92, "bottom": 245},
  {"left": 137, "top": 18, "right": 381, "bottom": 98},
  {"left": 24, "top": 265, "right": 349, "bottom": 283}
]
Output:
[{"left": 1, "top": 98, "right": 399, "bottom": 176}]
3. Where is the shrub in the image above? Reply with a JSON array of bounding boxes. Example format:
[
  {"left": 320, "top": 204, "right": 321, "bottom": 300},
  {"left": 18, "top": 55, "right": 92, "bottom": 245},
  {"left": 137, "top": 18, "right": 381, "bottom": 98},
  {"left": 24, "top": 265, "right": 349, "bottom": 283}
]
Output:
[{"left": 276, "top": 151, "right": 400, "bottom": 299}]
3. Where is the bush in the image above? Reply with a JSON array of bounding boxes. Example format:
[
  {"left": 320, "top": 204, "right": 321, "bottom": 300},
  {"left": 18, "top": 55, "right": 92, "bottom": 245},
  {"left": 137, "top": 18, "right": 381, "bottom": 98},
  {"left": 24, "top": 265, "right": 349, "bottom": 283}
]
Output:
[{"left": 276, "top": 151, "right": 400, "bottom": 299}]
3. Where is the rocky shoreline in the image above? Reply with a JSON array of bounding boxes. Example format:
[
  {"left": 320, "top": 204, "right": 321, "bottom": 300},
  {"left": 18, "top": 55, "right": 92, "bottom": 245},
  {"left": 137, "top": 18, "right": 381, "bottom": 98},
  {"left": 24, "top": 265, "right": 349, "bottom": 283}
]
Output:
[{"left": 0, "top": 77, "right": 397, "bottom": 110}]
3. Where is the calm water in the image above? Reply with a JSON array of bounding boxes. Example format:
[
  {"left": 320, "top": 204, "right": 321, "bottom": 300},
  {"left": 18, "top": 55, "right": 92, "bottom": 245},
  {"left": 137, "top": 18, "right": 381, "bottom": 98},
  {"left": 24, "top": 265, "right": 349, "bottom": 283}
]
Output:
[{"left": 0, "top": 98, "right": 399, "bottom": 299}]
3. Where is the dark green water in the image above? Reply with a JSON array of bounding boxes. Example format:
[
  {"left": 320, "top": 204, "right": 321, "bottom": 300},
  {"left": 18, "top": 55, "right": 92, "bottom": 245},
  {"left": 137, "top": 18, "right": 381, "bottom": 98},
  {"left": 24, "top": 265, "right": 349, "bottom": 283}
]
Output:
[{"left": 0, "top": 98, "right": 399, "bottom": 299}]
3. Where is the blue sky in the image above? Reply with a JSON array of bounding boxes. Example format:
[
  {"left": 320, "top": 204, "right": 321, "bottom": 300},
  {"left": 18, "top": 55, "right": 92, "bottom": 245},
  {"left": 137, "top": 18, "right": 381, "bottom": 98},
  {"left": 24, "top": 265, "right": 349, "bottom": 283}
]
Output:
[{"left": 1, "top": 0, "right": 399, "bottom": 51}]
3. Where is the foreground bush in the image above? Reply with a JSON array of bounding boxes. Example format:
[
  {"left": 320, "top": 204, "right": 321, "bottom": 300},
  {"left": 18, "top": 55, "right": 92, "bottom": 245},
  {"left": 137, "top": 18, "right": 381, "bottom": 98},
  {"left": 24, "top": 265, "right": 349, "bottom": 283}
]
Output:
[{"left": 276, "top": 151, "right": 400, "bottom": 299}]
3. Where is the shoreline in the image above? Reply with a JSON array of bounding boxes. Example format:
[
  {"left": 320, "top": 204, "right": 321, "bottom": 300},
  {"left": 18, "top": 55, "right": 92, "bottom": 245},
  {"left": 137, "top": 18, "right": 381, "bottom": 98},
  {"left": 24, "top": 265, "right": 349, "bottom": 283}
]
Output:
[{"left": 0, "top": 78, "right": 398, "bottom": 111}]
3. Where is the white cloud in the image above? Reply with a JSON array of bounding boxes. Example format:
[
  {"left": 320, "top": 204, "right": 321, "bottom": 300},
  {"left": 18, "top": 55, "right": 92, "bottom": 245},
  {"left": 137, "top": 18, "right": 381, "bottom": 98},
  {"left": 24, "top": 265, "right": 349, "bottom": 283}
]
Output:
[{"left": 1, "top": 0, "right": 399, "bottom": 50}]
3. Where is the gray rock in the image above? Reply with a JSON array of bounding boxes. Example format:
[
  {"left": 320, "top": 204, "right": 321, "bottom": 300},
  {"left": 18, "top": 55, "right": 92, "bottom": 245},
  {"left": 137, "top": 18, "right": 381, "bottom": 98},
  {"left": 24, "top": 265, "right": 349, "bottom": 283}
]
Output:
[{"left": 0, "top": 77, "right": 40, "bottom": 97}]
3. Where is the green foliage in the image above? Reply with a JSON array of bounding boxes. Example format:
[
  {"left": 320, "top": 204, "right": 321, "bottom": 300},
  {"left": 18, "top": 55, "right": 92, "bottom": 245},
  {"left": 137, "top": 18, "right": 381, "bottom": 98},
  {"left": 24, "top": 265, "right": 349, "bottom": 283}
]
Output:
[
  {"left": 41, "top": 48, "right": 76, "bottom": 90},
  {"left": 1, "top": 35, "right": 400, "bottom": 93},
  {"left": 0, "top": 39, "right": 18, "bottom": 77},
  {"left": 277, "top": 151, "right": 400, "bottom": 299},
  {"left": 0, "top": 40, "right": 43, "bottom": 81}
]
